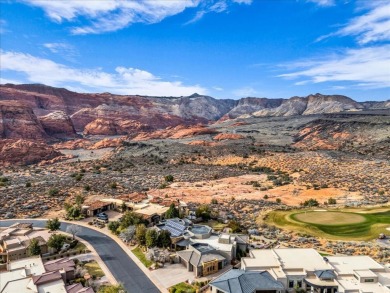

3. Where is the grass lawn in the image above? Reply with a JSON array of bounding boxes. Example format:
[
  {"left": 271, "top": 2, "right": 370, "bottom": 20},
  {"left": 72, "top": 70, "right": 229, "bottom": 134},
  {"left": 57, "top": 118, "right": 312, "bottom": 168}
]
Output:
[
  {"left": 264, "top": 207, "right": 390, "bottom": 240},
  {"left": 131, "top": 247, "right": 153, "bottom": 268},
  {"left": 200, "top": 220, "right": 227, "bottom": 231},
  {"left": 74, "top": 242, "right": 87, "bottom": 251},
  {"left": 169, "top": 282, "right": 196, "bottom": 293},
  {"left": 84, "top": 261, "right": 105, "bottom": 278}
]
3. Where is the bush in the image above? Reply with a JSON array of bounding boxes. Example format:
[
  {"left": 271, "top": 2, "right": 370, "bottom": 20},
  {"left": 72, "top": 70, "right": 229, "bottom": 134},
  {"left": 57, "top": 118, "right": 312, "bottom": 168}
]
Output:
[
  {"left": 25, "top": 182, "right": 32, "bottom": 187},
  {"left": 303, "top": 198, "right": 320, "bottom": 207},
  {"left": 211, "top": 198, "right": 218, "bottom": 204},
  {"left": 164, "top": 175, "right": 174, "bottom": 182},
  {"left": 48, "top": 188, "right": 60, "bottom": 196},
  {"left": 69, "top": 240, "right": 79, "bottom": 249},
  {"left": 108, "top": 221, "right": 120, "bottom": 235}
]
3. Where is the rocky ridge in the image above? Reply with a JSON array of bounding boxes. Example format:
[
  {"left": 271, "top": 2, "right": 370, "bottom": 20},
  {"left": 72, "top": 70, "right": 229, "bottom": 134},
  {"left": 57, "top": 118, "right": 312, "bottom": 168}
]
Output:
[{"left": 1, "top": 84, "right": 388, "bottom": 140}]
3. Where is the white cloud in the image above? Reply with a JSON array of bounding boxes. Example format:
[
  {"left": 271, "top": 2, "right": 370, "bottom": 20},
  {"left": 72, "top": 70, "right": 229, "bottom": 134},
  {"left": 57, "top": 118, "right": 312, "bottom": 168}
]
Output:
[
  {"left": 21, "top": 0, "right": 252, "bottom": 34},
  {"left": 337, "top": 2, "right": 390, "bottom": 44},
  {"left": 0, "top": 19, "right": 9, "bottom": 34},
  {"left": 0, "top": 50, "right": 207, "bottom": 96},
  {"left": 317, "top": 2, "right": 390, "bottom": 44},
  {"left": 307, "top": 0, "right": 335, "bottom": 7},
  {"left": 213, "top": 86, "right": 224, "bottom": 91},
  {"left": 233, "top": 86, "right": 257, "bottom": 97},
  {"left": 21, "top": 0, "right": 198, "bottom": 34},
  {"left": 233, "top": 0, "right": 252, "bottom": 4},
  {"left": 185, "top": 0, "right": 251, "bottom": 24},
  {"left": 43, "top": 42, "right": 78, "bottom": 62},
  {"left": 278, "top": 45, "right": 390, "bottom": 89}
]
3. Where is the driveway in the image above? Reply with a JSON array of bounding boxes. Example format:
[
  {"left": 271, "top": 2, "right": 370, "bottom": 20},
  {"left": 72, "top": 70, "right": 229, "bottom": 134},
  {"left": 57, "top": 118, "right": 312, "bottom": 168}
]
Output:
[
  {"left": 150, "top": 263, "right": 195, "bottom": 288},
  {"left": 0, "top": 220, "right": 161, "bottom": 293}
]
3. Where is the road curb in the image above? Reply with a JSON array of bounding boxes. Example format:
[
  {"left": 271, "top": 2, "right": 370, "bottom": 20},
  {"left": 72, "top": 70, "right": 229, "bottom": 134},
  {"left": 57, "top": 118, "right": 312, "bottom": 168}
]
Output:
[{"left": 1, "top": 218, "right": 168, "bottom": 293}]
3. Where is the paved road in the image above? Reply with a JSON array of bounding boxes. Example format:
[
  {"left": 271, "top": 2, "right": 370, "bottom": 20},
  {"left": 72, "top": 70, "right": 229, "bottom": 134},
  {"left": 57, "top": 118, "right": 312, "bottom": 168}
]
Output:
[{"left": 0, "top": 220, "right": 160, "bottom": 293}]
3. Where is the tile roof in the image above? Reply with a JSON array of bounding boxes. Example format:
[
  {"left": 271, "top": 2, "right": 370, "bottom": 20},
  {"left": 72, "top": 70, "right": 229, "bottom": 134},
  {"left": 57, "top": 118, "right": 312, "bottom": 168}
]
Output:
[
  {"left": 87, "top": 201, "right": 111, "bottom": 210},
  {"left": 66, "top": 283, "right": 95, "bottom": 293},
  {"left": 44, "top": 257, "right": 75, "bottom": 273},
  {"left": 210, "top": 270, "right": 285, "bottom": 293},
  {"left": 177, "top": 246, "right": 226, "bottom": 267},
  {"left": 32, "top": 270, "right": 62, "bottom": 285}
]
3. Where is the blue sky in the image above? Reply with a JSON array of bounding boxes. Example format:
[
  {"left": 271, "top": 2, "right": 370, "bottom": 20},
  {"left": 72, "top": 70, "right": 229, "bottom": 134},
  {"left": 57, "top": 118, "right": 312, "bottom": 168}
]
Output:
[{"left": 0, "top": 0, "right": 389, "bottom": 101}]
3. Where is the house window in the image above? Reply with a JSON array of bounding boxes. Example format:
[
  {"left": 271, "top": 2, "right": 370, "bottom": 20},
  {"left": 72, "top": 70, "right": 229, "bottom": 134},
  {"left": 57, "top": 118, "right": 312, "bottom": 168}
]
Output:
[
  {"left": 289, "top": 280, "right": 294, "bottom": 288},
  {"left": 364, "top": 278, "right": 375, "bottom": 283},
  {"left": 297, "top": 280, "right": 302, "bottom": 288}
]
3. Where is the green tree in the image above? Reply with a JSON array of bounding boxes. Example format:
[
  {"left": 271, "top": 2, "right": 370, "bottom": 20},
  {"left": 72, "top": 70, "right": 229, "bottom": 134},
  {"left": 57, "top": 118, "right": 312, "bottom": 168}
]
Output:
[
  {"left": 47, "top": 234, "right": 66, "bottom": 252},
  {"left": 276, "top": 198, "right": 282, "bottom": 204},
  {"left": 108, "top": 221, "right": 121, "bottom": 235},
  {"left": 164, "top": 175, "right": 174, "bottom": 182},
  {"left": 145, "top": 229, "right": 158, "bottom": 248},
  {"left": 98, "top": 284, "right": 127, "bottom": 293},
  {"left": 165, "top": 203, "right": 179, "bottom": 219},
  {"left": 157, "top": 230, "right": 171, "bottom": 248},
  {"left": 46, "top": 218, "right": 61, "bottom": 232},
  {"left": 195, "top": 205, "right": 211, "bottom": 221},
  {"left": 120, "top": 211, "right": 144, "bottom": 229},
  {"left": 75, "top": 194, "right": 85, "bottom": 206},
  {"left": 227, "top": 220, "right": 242, "bottom": 233},
  {"left": 135, "top": 224, "right": 147, "bottom": 246},
  {"left": 121, "top": 202, "right": 127, "bottom": 213},
  {"left": 328, "top": 197, "right": 337, "bottom": 205},
  {"left": 66, "top": 205, "right": 82, "bottom": 219},
  {"left": 28, "top": 238, "right": 41, "bottom": 256}
]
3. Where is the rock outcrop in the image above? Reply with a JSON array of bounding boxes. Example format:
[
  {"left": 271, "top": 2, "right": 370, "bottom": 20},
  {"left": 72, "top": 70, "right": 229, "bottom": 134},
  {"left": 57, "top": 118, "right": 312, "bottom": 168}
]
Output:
[
  {"left": 221, "top": 97, "right": 283, "bottom": 120},
  {"left": 39, "top": 111, "right": 78, "bottom": 139},
  {"left": 83, "top": 118, "right": 150, "bottom": 136},
  {"left": 302, "top": 94, "right": 363, "bottom": 115},
  {"left": 253, "top": 96, "right": 307, "bottom": 117},
  {"left": 293, "top": 119, "right": 390, "bottom": 152},
  {"left": 213, "top": 133, "right": 245, "bottom": 140},
  {"left": 0, "top": 139, "right": 63, "bottom": 166},
  {"left": 251, "top": 94, "right": 364, "bottom": 118},
  {"left": 133, "top": 125, "right": 218, "bottom": 141},
  {"left": 53, "top": 139, "right": 92, "bottom": 150},
  {"left": 0, "top": 101, "right": 47, "bottom": 140}
]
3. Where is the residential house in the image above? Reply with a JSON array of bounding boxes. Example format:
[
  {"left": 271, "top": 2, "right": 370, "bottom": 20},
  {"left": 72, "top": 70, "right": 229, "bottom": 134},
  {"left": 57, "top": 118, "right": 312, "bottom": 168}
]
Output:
[
  {"left": 211, "top": 248, "right": 390, "bottom": 293},
  {"left": 210, "top": 270, "right": 285, "bottom": 293},
  {"left": 241, "top": 248, "right": 338, "bottom": 292},
  {"left": 0, "top": 256, "right": 94, "bottom": 293},
  {"left": 0, "top": 223, "right": 48, "bottom": 262},
  {"left": 177, "top": 243, "right": 228, "bottom": 277},
  {"left": 83, "top": 201, "right": 114, "bottom": 217},
  {"left": 44, "top": 257, "right": 76, "bottom": 282}
]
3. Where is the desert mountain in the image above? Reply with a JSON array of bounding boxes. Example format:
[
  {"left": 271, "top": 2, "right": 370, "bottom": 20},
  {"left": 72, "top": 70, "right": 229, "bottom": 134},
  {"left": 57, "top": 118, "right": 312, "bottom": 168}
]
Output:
[{"left": 0, "top": 84, "right": 388, "bottom": 140}]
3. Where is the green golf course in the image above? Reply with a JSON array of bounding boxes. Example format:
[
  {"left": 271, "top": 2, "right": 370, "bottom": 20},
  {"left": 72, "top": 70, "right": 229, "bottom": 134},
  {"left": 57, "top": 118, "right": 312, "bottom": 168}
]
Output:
[{"left": 264, "top": 207, "right": 390, "bottom": 240}]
